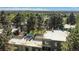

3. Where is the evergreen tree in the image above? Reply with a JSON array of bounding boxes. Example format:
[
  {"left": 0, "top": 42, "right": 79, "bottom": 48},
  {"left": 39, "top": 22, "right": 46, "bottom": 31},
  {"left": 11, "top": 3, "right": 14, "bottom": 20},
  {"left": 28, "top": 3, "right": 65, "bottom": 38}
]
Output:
[
  {"left": 67, "top": 12, "right": 76, "bottom": 25},
  {"left": 0, "top": 11, "right": 7, "bottom": 26},
  {"left": 12, "top": 13, "right": 23, "bottom": 28},
  {"left": 35, "top": 14, "right": 43, "bottom": 30},
  {"left": 47, "top": 14, "right": 63, "bottom": 30},
  {"left": 61, "top": 28, "right": 79, "bottom": 51},
  {"left": 27, "top": 13, "right": 35, "bottom": 33},
  {"left": 47, "top": 15, "right": 54, "bottom": 30},
  {"left": 61, "top": 15, "right": 78, "bottom": 51},
  {"left": 0, "top": 11, "right": 15, "bottom": 51}
]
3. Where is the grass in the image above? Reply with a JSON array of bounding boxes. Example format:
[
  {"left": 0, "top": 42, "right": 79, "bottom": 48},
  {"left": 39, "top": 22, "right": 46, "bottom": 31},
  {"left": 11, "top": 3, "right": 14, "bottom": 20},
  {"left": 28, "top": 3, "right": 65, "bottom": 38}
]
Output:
[{"left": 29, "top": 29, "right": 46, "bottom": 35}]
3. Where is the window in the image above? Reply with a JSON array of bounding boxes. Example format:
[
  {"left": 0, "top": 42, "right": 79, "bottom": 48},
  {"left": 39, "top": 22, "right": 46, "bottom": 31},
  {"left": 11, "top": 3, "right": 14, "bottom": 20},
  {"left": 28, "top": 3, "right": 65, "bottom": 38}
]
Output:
[
  {"left": 55, "top": 42, "right": 57, "bottom": 47},
  {"left": 42, "top": 46, "right": 51, "bottom": 51},
  {"left": 25, "top": 47, "right": 29, "bottom": 51}
]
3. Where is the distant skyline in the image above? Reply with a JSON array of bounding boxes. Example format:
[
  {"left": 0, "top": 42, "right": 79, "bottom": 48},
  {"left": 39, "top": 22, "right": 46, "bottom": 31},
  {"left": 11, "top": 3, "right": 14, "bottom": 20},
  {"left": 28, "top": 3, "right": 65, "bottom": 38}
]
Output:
[{"left": 0, "top": 7, "right": 79, "bottom": 11}]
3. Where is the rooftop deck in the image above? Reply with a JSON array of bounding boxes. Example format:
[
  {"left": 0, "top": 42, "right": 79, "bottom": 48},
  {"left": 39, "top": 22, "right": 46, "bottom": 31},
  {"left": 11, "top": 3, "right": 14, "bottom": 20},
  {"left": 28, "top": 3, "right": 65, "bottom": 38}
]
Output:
[
  {"left": 43, "top": 30, "right": 69, "bottom": 41},
  {"left": 8, "top": 38, "right": 42, "bottom": 48}
]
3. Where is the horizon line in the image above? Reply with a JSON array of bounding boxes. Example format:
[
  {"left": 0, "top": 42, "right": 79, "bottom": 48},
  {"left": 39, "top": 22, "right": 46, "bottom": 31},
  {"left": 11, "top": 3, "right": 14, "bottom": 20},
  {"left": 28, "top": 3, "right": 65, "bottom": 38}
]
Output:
[{"left": 0, "top": 7, "right": 79, "bottom": 11}]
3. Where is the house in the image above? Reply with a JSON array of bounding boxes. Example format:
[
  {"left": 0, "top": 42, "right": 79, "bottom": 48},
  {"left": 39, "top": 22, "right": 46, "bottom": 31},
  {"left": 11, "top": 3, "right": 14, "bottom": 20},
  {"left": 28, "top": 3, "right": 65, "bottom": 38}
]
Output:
[
  {"left": 34, "top": 34, "right": 43, "bottom": 41},
  {"left": 33, "top": 30, "right": 69, "bottom": 51},
  {"left": 64, "top": 24, "right": 76, "bottom": 29},
  {"left": 42, "top": 30, "right": 69, "bottom": 51},
  {"left": 0, "top": 29, "right": 3, "bottom": 34},
  {"left": 8, "top": 30, "right": 69, "bottom": 51},
  {"left": 8, "top": 37, "right": 42, "bottom": 51},
  {"left": 12, "top": 28, "right": 18, "bottom": 33}
]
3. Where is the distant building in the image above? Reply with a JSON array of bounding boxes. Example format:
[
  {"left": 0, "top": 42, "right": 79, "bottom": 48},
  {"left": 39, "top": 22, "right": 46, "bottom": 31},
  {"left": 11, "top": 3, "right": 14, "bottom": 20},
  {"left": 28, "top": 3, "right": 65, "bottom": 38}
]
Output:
[
  {"left": 64, "top": 24, "right": 76, "bottom": 29},
  {"left": 0, "top": 29, "right": 3, "bottom": 34}
]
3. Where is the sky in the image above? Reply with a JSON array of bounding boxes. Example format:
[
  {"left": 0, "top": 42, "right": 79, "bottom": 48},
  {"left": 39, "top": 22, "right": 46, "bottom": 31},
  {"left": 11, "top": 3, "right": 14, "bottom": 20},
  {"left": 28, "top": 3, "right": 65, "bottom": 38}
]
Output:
[
  {"left": 0, "top": 0, "right": 78, "bottom": 7},
  {"left": 0, "top": 0, "right": 79, "bottom": 11}
]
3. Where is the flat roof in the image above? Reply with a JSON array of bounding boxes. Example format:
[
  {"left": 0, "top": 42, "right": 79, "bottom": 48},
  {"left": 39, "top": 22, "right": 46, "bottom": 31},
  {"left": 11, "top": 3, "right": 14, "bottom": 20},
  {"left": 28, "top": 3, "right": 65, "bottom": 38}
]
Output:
[
  {"left": 11, "top": 28, "right": 18, "bottom": 32},
  {"left": 43, "top": 30, "right": 69, "bottom": 41},
  {"left": 0, "top": 28, "right": 18, "bottom": 33},
  {"left": 0, "top": 29, "right": 3, "bottom": 34},
  {"left": 64, "top": 24, "right": 76, "bottom": 29},
  {"left": 8, "top": 38, "right": 42, "bottom": 48}
]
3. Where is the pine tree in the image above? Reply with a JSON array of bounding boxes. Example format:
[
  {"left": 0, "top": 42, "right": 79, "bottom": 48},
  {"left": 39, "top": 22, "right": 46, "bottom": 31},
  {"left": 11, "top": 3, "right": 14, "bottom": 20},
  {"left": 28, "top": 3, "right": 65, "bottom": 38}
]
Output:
[
  {"left": 67, "top": 12, "right": 76, "bottom": 25},
  {"left": 35, "top": 14, "right": 43, "bottom": 30},
  {"left": 61, "top": 28, "right": 79, "bottom": 51},
  {"left": 47, "top": 14, "right": 63, "bottom": 30},
  {"left": 27, "top": 13, "right": 35, "bottom": 33},
  {"left": 12, "top": 13, "right": 24, "bottom": 28},
  {"left": 0, "top": 11, "right": 16, "bottom": 51}
]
